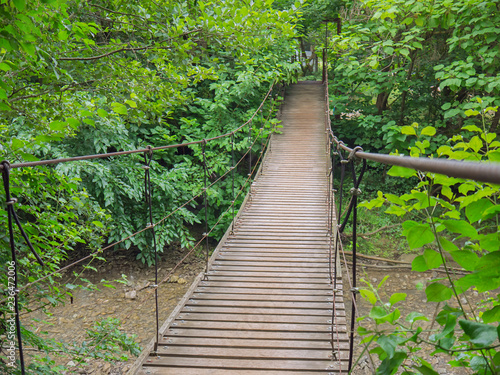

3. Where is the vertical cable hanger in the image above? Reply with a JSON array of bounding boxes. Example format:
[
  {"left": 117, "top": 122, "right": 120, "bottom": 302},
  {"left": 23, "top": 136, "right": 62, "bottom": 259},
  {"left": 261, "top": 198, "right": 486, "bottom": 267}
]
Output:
[
  {"left": 202, "top": 140, "right": 209, "bottom": 279},
  {"left": 2, "top": 161, "right": 45, "bottom": 375},
  {"left": 248, "top": 122, "right": 252, "bottom": 180},
  {"left": 230, "top": 132, "right": 235, "bottom": 234},
  {"left": 142, "top": 147, "right": 160, "bottom": 355}
]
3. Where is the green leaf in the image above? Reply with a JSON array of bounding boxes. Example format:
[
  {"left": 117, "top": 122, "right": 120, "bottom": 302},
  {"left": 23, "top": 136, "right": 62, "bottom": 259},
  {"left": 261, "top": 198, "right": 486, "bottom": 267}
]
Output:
[
  {"left": 384, "top": 205, "right": 407, "bottom": 216},
  {"left": 449, "top": 250, "right": 478, "bottom": 271},
  {"left": 377, "top": 351, "right": 407, "bottom": 374},
  {"left": 387, "top": 165, "right": 417, "bottom": 178},
  {"left": 405, "top": 224, "right": 434, "bottom": 249},
  {"left": 438, "top": 237, "right": 458, "bottom": 252},
  {"left": 401, "top": 126, "right": 416, "bottom": 135},
  {"left": 425, "top": 282, "right": 452, "bottom": 302},
  {"left": 444, "top": 108, "right": 461, "bottom": 119},
  {"left": 399, "top": 48, "right": 409, "bottom": 57},
  {"left": 487, "top": 150, "right": 500, "bottom": 161},
  {"left": 482, "top": 205, "right": 500, "bottom": 221},
  {"left": 49, "top": 121, "right": 67, "bottom": 131},
  {"left": 466, "top": 198, "right": 494, "bottom": 223},
  {"left": 480, "top": 232, "right": 500, "bottom": 252},
  {"left": 420, "top": 126, "right": 436, "bottom": 136},
  {"left": 0, "top": 62, "right": 11, "bottom": 72},
  {"left": 464, "top": 109, "right": 480, "bottom": 117},
  {"left": 412, "top": 249, "right": 443, "bottom": 271},
  {"left": 377, "top": 335, "right": 397, "bottom": 359},
  {"left": 13, "top": 0, "right": 26, "bottom": 11},
  {"left": 413, "top": 363, "right": 439, "bottom": 375},
  {"left": 20, "top": 42, "right": 35, "bottom": 56},
  {"left": 125, "top": 99, "right": 137, "bottom": 108},
  {"left": 378, "top": 275, "right": 390, "bottom": 290},
  {"left": 360, "top": 289, "right": 377, "bottom": 305},
  {"left": 459, "top": 320, "right": 498, "bottom": 347},
  {"left": 370, "top": 306, "right": 401, "bottom": 325},
  {"left": 66, "top": 118, "right": 80, "bottom": 129},
  {"left": 389, "top": 293, "right": 406, "bottom": 306},
  {"left": 58, "top": 30, "right": 69, "bottom": 41},
  {"left": 97, "top": 109, "right": 108, "bottom": 118},
  {"left": 111, "top": 102, "right": 128, "bottom": 115},
  {"left": 469, "top": 136, "right": 483, "bottom": 152},
  {"left": 482, "top": 305, "right": 500, "bottom": 324},
  {"left": 462, "top": 124, "right": 482, "bottom": 132},
  {"left": 92, "top": 220, "right": 104, "bottom": 228},
  {"left": 406, "top": 312, "right": 429, "bottom": 324},
  {"left": 441, "top": 219, "right": 478, "bottom": 239}
]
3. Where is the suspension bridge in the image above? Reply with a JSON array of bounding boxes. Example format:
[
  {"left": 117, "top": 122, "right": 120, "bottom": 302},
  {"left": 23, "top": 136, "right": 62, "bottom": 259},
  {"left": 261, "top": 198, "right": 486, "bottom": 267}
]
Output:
[
  {"left": 3, "top": 74, "right": 500, "bottom": 374},
  {"left": 131, "top": 81, "right": 347, "bottom": 374}
]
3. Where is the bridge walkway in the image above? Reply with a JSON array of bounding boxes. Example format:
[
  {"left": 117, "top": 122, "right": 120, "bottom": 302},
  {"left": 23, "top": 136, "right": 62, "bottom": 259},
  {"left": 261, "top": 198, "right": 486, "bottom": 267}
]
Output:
[{"left": 136, "top": 81, "right": 348, "bottom": 374}]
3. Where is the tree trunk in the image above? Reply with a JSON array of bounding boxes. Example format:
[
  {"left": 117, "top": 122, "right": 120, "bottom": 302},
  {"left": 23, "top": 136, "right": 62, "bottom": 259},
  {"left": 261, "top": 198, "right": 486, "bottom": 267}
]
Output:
[
  {"left": 398, "top": 50, "right": 418, "bottom": 125},
  {"left": 376, "top": 92, "right": 390, "bottom": 115},
  {"left": 490, "top": 108, "right": 500, "bottom": 133}
]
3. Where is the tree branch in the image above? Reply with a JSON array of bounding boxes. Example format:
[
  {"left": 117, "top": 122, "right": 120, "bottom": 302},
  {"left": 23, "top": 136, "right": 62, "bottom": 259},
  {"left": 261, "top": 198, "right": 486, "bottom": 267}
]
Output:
[
  {"left": 58, "top": 29, "right": 202, "bottom": 61},
  {"left": 8, "top": 80, "right": 98, "bottom": 102},
  {"left": 344, "top": 223, "right": 400, "bottom": 238}
]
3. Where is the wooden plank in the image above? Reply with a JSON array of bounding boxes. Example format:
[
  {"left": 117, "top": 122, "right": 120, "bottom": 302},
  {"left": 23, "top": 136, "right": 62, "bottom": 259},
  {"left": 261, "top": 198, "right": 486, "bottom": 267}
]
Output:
[
  {"left": 180, "top": 306, "right": 335, "bottom": 316},
  {"left": 212, "top": 264, "right": 329, "bottom": 275},
  {"left": 197, "top": 281, "right": 331, "bottom": 289},
  {"left": 138, "top": 369, "right": 345, "bottom": 375},
  {"left": 217, "top": 253, "right": 329, "bottom": 260},
  {"left": 190, "top": 293, "right": 338, "bottom": 302},
  {"left": 163, "top": 328, "right": 340, "bottom": 341},
  {"left": 158, "top": 337, "right": 349, "bottom": 349},
  {"left": 140, "top": 357, "right": 347, "bottom": 371},
  {"left": 219, "top": 247, "right": 329, "bottom": 254},
  {"left": 205, "top": 276, "right": 333, "bottom": 283},
  {"left": 184, "top": 300, "right": 342, "bottom": 310},
  {"left": 194, "top": 287, "right": 333, "bottom": 300},
  {"left": 213, "top": 262, "right": 329, "bottom": 268},
  {"left": 223, "top": 245, "right": 329, "bottom": 250},
  {"left": 156, "top": 346, "right": 350, "bottom": 360},
  {"left": 208, "top": 270, "right": 329, "bottom": 279},
  {"left": 174, "top": 313, "right": 346, "bottom": 325}
]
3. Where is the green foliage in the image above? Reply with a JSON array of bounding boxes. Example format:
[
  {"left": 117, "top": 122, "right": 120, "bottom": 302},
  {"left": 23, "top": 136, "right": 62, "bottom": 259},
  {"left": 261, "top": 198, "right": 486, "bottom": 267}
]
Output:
[
  {"left": 21, "top": 318, "right": 140, "bottom": 375},
  {"left": 329, "top": 0, "right": 500, "bottom": 157},
  {"left": 1, "top": 0, "right": 301, "bottom": 370},
  {"left": 357, "top": 106, "right": 500, "bottom": 373}
]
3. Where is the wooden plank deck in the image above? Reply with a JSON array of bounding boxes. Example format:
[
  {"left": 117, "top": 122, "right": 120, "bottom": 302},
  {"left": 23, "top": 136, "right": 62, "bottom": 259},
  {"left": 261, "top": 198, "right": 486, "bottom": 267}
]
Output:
[{"left": 136, "top": 82, "right": 348, "bottom": 374}]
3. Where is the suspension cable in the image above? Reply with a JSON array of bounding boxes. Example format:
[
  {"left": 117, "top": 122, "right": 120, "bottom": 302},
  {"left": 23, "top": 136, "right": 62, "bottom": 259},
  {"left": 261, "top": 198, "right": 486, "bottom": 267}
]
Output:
[
  {"left": 0, "top": 82, "right": 276, "bottom": 171},
  {"left": 1, "top": 161, "right": 26, "bottom": 375},
  {"left": 142, "top": 146, "right": 160, "bottom": 354}
]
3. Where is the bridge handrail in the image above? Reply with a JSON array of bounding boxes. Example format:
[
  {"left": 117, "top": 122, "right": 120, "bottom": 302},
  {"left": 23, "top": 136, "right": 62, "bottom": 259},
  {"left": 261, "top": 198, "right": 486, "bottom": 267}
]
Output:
[{"left": 332, "top": 136, "right": 500, "bottom": 185}]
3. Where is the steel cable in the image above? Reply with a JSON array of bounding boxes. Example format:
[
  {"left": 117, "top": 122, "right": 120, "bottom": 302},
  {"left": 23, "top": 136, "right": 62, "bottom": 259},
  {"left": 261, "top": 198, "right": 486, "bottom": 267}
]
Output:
[{"left": 0, "top": 82, "right": 276, "bottom": 171}]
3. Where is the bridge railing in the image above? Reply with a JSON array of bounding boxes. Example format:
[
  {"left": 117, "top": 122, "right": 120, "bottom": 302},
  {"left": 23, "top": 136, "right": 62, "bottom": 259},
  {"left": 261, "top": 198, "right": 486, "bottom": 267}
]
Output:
[
  {"left": 0, "top": 81, "right": 284, "bottom": 375},
  {"left": 322, "top": 42, "right": 500, "bottom": 373}
]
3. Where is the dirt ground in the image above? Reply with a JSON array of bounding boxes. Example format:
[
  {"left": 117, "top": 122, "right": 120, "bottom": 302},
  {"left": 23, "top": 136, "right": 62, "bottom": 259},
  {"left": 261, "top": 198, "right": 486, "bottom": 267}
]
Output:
[{"left": 25, "top": 247, "right": 206, "bottom": 375}]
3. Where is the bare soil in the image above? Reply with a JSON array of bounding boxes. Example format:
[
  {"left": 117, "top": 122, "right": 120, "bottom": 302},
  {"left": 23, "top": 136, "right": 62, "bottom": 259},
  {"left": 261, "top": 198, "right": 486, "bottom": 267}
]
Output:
[{"left": 26, "top": 247, "right": 206, "bottom": 375}]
